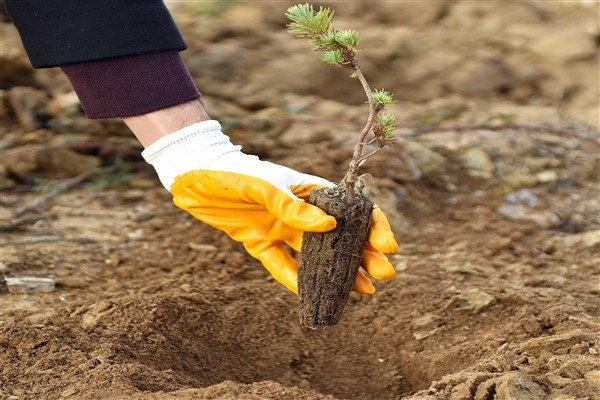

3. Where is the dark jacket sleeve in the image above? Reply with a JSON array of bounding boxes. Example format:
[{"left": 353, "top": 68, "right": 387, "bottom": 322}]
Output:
[{"left": 3, "top": 0, "right": 187, "bottom": 68}]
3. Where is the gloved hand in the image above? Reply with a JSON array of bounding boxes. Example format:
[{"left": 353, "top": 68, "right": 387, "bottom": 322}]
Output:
[{"left": 142, "top": 120, "right": 398, "bottom": 294}]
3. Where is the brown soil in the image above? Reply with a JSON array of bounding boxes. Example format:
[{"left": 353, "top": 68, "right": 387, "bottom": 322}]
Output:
[{"left": 1, "top": 2, "right": 599, "bottom": 400}]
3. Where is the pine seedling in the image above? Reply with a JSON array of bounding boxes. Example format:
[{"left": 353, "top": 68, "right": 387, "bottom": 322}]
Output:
[
  {"left": 287, "top": 4, "right": 399, "bottom": 329},
  {"left": 286, "top": 3, "right": 397, "bottom": 202}
]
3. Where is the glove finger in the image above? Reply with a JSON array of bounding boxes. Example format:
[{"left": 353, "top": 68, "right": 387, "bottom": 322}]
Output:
[
  {"left": 287, "top": 234, "right": 302, "bottom": 253},
  {"left": 264, "top": 189, "right": 336, "bottom": 233},
  {"left": 368, "top": 207, "right": 399, "bottom": 254},
  {"left": 289, "top": 183, "right": 329, "bottom": 201},
  {"left": 244, "top": 241, "right": 299, "bottom": 294},
  {"left": 361, "top": 242, "right": 396, "bottom": 281},
  {"left": 352, "top": 270, "right": 376, "bottom": 294}
]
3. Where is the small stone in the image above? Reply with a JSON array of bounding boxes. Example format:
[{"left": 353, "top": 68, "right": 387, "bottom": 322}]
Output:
[
  {"left": 121, "top": 190, "right": 146, "bottom": 202},
  {"left": 495, "top": 372, "right": 546, "bottom": 400},
  {"left": 5, "top": 277, "right": 55, "bottom": 293},
  {"left": 179, "top": 283, "right": 193, "bottom": 293},
  {"left": 412, "top": 313, "right": 444, "bottom": 340},
  {"left": 505, "top": 189, "right": 539, "bottom": 207},
  {"left": 60, "top": 388, "right": 79, "bottom": 398},
  {"left": 394, "top": 259, "right": 408, "bottom": 272},
  {"left": 457, "top": 147, "right": 495, "bottom": 178},
  {"left": 412, "top": 313, "right": 444, "bottom": 329},
  {"left": 456, "top": 288, "right": 497, "bottom": 312},
  {"left": 439, "top": 263, "right": 482, "bottom": 275},
  {"left": 127, "top": 205, "right": 154, "bottom": 222},
  {"left": 188, "top": 243, "right": 218, "bottom": 252},
  {"left": 497, "top": 204, "right": 561, "bottom": 229},
  {"left": 503, "top": 173, "right": 538, "bottom": 189},
  {"left": 126, "top": 229, "right": 144, "bottom": 240},
  {"left": 403, "top": 141, "right": 447, "bottom": 177},
  {"left": 536, "top": 170, "right": 558, "bottom": 183}
]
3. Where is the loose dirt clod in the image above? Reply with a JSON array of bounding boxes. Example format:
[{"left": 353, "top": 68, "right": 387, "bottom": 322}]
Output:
[{"left": 298, "top": 186, "right": 373, "bottom": 328}]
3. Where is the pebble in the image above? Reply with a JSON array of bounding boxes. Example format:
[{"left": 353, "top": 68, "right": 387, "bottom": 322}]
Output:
[
  {"left": 126, "top": 229, "right": 144, "bottom": 240},
  {"left": 403, "top": 141, "right": 447, "bottom": 177},
  {"left": 535, "top": 170, "right": 558, "bottom": 183},
  {"left": 412, "top": 313, "right": 444, "bottom": 340},
  {"left": 121, "top": 189, "right": 146, "bottom": 202},
  {"left": 505, "top": 188, "right": 538, "bottom": 207},
  {"left": 127, "top": 205, "right": 154, "bottom": 222},
  {"left": 502, "top": 173, "right": 538, "bottom": 189},
  {"left": 557, "top": 230, "right": 600, "bottom": 250},
  {"left": 188, "top": 243, "right": 218, "bottom": 252},
  {"left": 439, "top": 263, "right": 482, "bottom": 275},
  {"left": 495, "top": 372, "right": 547, "bottom": 400},
  {"left": 60, "top": 388, "right": 79, "bottom": 398},
  {"left": 456, "top": 288, "right": 497, "bottom": 313},
  {"left": 4, "top": 277, "right": 56, "bottom": 293},
  {"left": 457, "top": 147, "right": 495, "bottom": 178},
  {"left": 497, "top": 204, "right": 561, "bottom": 229}
]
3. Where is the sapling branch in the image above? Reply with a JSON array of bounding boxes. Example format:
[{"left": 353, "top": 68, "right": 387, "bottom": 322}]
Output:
[{"left": 286, "top": 3, "right": 397, "bottom": 203}]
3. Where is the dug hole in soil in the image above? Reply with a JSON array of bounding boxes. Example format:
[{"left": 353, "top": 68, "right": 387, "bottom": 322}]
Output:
[{"left": 1, "top": 2, "right": 599, "bottom": 399}]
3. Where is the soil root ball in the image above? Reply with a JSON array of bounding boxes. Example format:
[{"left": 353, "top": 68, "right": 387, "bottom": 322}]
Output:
[{"left": 298, "top": 186, "right": 373, "bottom": 329}]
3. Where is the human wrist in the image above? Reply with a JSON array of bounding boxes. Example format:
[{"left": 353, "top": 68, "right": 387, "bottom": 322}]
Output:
[
  {"left": 124, "top": 100, "right": 211, "bottom": 147},
  {"left": 141, "top": 120, "right": 240, "bottom": 190}
]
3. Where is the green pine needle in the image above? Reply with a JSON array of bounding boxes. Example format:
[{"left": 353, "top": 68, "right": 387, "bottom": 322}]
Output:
[
  {"left": 320, "top": 49, "right": 345, "bottom": 65},
  {"left": 313, "top": 30, "right": 338, "bottom": 48},
  {"left": 372, "top": 89, "right": 394, "bottom": 105},
  {"left": 376, "top": 112, "right": 397, "bottom": 138},
  {"left": 335, "top": 30, "right": 359, "bottom": 49},
  {"left": 286, "top": 3, "right": 333, "bottom": 37}
]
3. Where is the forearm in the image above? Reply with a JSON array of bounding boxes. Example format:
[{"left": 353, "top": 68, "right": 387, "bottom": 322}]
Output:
[{"left": 124, "top": 100, "right": 211, "bottom": 147}]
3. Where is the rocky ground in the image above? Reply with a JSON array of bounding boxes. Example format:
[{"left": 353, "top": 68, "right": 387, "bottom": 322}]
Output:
[{"left": 1, "top": 1, "right": 599, "bottom": 399}]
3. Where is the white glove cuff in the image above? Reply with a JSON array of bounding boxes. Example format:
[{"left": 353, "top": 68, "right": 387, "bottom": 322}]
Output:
[{"left": 141, "top": 120, "right": 241, "bottom": 190}]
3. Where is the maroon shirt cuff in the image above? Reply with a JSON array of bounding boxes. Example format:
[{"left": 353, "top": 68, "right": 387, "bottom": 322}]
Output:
[{"left": 60, "top": 50, "right": 200, "bottom": 119}]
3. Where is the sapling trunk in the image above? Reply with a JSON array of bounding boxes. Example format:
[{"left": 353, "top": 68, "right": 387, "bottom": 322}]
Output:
[{"left": 286, "top": 4, "right": 397, "bottom": 328}]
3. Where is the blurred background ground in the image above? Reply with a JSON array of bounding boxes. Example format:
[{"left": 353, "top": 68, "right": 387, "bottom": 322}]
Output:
[{"left": 1, "top": 1, "right": 599, "bottom": 399}]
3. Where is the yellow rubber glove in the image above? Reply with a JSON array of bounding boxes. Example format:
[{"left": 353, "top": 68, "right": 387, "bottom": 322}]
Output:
[{"left": 142, "top": 120, "right": 398, "bottom": 294}]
